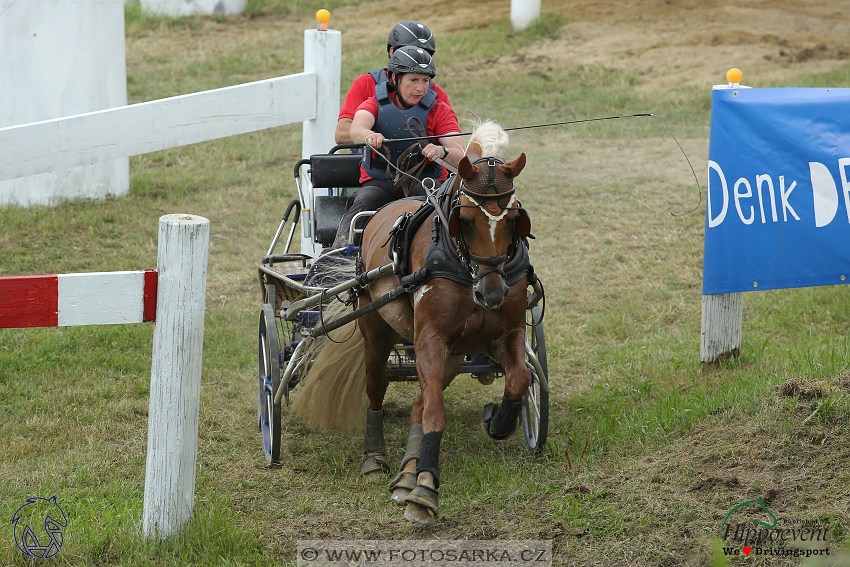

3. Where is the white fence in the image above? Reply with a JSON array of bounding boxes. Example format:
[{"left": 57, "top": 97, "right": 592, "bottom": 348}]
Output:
[{"left": 1, "top": 29, "right": 341, "bottom": 257}]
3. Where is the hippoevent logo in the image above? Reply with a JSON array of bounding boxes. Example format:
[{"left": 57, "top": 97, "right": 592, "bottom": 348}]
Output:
[
  {"left": 11, "top": 496, "right": 67, "bottom": 559},
  {"left": 720, "top": 498, "right": 831, "bottom": 558}
]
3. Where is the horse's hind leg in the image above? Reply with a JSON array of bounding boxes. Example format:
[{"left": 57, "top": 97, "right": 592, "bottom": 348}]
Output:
[{"left": 359, "top": 309, "right": 398, "bottom": 478}]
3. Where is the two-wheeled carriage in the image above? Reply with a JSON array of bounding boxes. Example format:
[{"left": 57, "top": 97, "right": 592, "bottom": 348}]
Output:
[{"left": 256, "top": 140, "right": 549, "bottom": 472}]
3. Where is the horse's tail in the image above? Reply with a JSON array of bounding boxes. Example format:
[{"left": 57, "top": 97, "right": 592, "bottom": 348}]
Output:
[
  {"left": 292, "top": 256, "right": 368, "bottom": 432},
  {"left": 467, "top": 119, "right": 509, "bottom": 158}
]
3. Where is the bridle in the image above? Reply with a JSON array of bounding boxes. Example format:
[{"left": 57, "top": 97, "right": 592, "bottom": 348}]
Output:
[
  {"left": 449, "top": 157, "right": 529, "bottom": 282},
  {"left": 364, "top": 140, "right": 531, "bottom": 285}
]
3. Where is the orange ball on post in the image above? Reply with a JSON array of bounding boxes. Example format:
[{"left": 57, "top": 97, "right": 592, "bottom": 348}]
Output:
[
  {"left": 316, "top": 9, "right": 330, "bottom": 31},
  {"left": 727, "top": 68, "right": 743, "bottom": 84}
]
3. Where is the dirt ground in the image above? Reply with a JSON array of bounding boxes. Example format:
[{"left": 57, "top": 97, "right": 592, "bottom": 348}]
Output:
[
  {"left": 338, "top": 0, "right": 850, "bottom": 91},
  {"left": 128, "top": 0, "right": 850, "bottom": 95}
]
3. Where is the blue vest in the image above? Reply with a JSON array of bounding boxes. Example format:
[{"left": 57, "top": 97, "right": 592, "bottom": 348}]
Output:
[
  {"left": 362, "top": 79, "right": 443, "bottom": 182},
  {"left": 368, "top": 68, "right": 388, "bottom": 85}
]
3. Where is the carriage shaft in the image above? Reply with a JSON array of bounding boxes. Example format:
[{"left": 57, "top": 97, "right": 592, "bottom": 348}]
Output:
[{"left": 282, "top": 262, "right": 395, "bottom": 320}]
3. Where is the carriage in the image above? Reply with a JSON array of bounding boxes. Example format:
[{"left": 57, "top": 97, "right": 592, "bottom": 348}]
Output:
[{"left": 255, "top": 122, "right": 548, "bottom": 523}]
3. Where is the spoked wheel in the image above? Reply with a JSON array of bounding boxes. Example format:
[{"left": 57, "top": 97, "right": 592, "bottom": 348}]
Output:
[
  {"left": 521, "top": 305, "right": 549, "bottom": 453},
  {"left": 258, "top": 303, "right": 281, "bottom": 463}
]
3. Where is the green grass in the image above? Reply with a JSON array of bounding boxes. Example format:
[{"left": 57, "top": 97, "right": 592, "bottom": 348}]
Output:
[{"left": 3, "top": 5, "right": 850, "bottom": 566}]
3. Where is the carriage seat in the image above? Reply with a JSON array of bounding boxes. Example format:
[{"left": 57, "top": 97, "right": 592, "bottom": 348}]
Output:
[{"left": 308, "top": 153, "right": 363, "bottom": 246}]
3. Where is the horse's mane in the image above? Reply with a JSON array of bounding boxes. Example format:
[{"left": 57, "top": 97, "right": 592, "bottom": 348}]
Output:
[{"left": 466, "top": 119, "right": 509, "bottom": 158}]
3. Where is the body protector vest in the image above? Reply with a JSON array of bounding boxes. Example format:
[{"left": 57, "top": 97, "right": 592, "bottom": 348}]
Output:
[
  {"left": 368, "top": 68, "right": 388, "bottom": 85},
  {"left": 362, "top": 80, "right": 442, "bottom": 182}
]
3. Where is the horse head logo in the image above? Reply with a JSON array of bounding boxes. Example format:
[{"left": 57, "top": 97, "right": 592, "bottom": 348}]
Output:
[
  {"left": 722, "top": 498, "right": 777, "bottom": 531},
  {"left": 11, "top": 496, "right": 67, "bottom": 558}
]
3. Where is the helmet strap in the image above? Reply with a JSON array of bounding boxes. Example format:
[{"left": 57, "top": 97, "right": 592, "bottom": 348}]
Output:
[{"left": 391, "top": 74, "right": 414, "bottom": 110}]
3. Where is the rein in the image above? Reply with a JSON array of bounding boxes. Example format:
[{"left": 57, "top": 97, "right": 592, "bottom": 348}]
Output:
[{"left": 360, "top": 112, "right": 701, "bottom": 217}]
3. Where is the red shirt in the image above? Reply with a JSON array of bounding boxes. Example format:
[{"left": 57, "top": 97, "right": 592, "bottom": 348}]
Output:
[
  {"left": 356, "top": 93, "right": 460, "bottom": 183},
  {"left": 339, "top": 70, "right": 452, "bottom": 120}
]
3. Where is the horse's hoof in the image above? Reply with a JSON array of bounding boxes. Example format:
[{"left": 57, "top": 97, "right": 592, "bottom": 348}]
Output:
[
  {"left": 403, "top": 485, "right": 438, "bottom": 525},
  {"left": 392, "top": 487, "right": 412, "bottom": 504},
  {"left": 404, "top": 501, "right": 436, "bottom": 526},
  {"left": 360, "top": 454, "right": 390, "bottom": 477},
  {"left": 481, "top": 402, "right": 514, "bottom": 440},
  {"left": 389, "top": 471, "right": 417, "bottom": 505}
]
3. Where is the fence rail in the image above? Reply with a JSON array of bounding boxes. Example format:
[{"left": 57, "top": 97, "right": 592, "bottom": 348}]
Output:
[{"left": 0, "top": 73, "right": 317, "bottom": 183}]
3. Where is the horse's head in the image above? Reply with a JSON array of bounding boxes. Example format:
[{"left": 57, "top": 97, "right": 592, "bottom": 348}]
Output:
[{"left": 449, "top": 152, "right": 530, "bottom": 310}]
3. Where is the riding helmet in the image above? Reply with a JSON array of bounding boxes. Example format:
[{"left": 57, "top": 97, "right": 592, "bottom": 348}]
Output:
[
  {"left": 387, "top": 46, "right": 437, "bottom": 78},
  {"left": 387, "top": 20, "right": 436, "bottom": 55}
]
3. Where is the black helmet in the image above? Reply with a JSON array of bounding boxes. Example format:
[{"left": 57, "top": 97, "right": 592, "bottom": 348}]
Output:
[
  {"left": 387, "top": 46, "right": 437, "bottom": 78},
  {"left": 387, "top": 20, "right": 436, "bottom": 55}
]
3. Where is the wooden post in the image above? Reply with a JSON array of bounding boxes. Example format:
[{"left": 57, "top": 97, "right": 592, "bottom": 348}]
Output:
[
  {"left": 700, "top": 292, "right": 743, "bottom": 364},
  {"left": 143, "top": 214, "right": 209, "bottom": 538},
  {"left": 511, "top": 0, "right": 541, "bottom": 30},
  {"left": 301, "top": 28, "right": 342, "bottom": 257}
]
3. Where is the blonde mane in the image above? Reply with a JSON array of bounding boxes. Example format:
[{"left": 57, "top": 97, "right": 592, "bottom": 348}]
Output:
[{"left": 466, "top": 119, "right": 509, "bottom": 158}]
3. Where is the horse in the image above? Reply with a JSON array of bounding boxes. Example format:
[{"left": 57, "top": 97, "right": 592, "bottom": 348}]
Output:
[{"left": 293, "top": 120, "right": 534, "bottom": 526}]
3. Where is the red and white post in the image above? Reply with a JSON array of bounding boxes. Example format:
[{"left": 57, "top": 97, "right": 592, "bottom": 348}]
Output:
[{"left": 0, "top": 213, "right": 209, "bottom": 538}]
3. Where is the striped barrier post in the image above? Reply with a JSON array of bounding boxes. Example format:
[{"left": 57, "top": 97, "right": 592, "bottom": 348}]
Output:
[{"left": 0, "top": 213, "right": 209, "bottom": 539}]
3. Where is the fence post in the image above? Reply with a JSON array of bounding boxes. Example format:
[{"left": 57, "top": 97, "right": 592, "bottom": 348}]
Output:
[
  {"left": 142, "top": 214, "right": 210, "bottom": 538},
  {"left": 511, "top": 0, "right": 541, "bottom": 30},
  {"left": 301, "top": 28, "right": 342, "bottom": 257},
  {"left": 700, "top": 292, "right": 743, "bottom": 364}
]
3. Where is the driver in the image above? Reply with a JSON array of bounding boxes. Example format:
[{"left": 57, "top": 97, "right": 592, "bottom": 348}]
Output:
[
  {"left": 332, "top": 46, "right": 463, "bottom": 248},
  {"left": 334, "top": 20, "right": 455, "bottom": 145}
]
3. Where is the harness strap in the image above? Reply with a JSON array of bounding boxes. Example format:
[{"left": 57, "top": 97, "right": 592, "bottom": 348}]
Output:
[{"left": 309, "top": 282, "right": 414, "bottom": 338}]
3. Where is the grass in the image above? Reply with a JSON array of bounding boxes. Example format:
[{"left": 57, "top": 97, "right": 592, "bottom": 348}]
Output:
[{"left": 3, "top": 2, "right": 850, "bottom": 565}]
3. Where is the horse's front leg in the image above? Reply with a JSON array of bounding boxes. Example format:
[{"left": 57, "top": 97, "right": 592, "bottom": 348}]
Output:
[
  {"left": 390, "top": 353, "right": 463, "bottom": 505},
  {"left": 401, "top": 338, "right": 462, "bottom": 525},
  {"left": 482, "top": 328, "right": 532, "bottom": 440}
]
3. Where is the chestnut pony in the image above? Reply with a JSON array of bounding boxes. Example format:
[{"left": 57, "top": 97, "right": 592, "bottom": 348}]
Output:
[{"left": 295, "top": 121, "right": 533, "bottom": 526}]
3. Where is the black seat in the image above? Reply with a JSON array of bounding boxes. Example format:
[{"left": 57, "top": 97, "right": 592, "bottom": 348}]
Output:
[
  {"left": 308, "top": 153, "right": 363, "bottom": 247},
  {"left": 312, "top": 196, "right": 348, "bottom": 245},
  {"left": 309, "top": 154, "right": 362, "bottom": 188}
]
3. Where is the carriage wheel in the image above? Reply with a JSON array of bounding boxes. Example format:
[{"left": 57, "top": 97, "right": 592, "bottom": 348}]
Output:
[
  {"left": 521, "top": 306, "right": 549, "bottom": 453},
  {"left": 258, "top": 304, "right": 282, "bottom": 463}
]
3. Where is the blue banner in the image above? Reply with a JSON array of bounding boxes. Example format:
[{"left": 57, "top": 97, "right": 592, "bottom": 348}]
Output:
[{"left": 704, "top": 87, "right": 850, "bottom": 294}]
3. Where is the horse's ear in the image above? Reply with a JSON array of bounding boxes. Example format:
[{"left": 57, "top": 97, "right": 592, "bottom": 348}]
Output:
[
  {"left": 458, "top": 156, "right": 480, "bottom": 180},
  {"left": 499, "top": 152, "right": 526, "bottom": 179},
  {"left": 516, "top": 208, "right": 531, "bottom": 237},
  {"left": 466, "top": 140, "right": 482, "bottom": 162}
]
